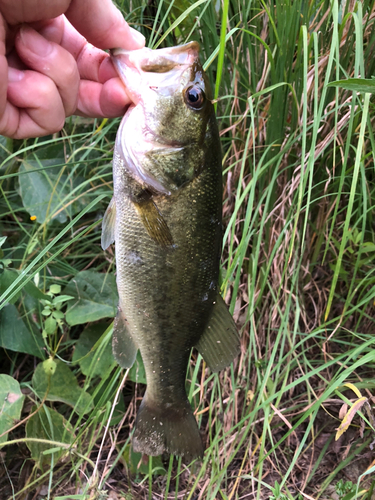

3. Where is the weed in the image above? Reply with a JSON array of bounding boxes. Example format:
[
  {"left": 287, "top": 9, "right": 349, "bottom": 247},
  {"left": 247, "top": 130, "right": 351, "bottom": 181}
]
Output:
[{"left": 1, "top": 0, "right": 375, "bottom": 498}]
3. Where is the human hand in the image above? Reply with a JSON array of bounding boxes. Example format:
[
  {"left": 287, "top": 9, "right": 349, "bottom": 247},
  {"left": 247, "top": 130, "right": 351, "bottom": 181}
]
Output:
[{"left": 0, "top": 0, "right": 145, "bottom": 139}]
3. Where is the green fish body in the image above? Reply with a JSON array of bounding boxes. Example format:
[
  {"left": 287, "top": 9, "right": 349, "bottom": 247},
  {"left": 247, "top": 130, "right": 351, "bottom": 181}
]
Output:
[{"left": 102, "top": 42, "right": 240, "bottom": 460}]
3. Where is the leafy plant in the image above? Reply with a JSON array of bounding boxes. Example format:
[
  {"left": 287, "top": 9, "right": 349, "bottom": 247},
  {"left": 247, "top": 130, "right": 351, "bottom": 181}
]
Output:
[
  {"left": 1, "top": 0, "right": 375, "bottom": 498},
  {"left": 335, "top": 479, "right": 355, "bottom": 499},
  {"left": 40, "top": 283, "right": 74, "bottom": 338}
]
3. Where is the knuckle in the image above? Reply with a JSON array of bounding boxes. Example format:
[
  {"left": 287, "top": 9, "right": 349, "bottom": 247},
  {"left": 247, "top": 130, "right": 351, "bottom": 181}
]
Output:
[{"left": 61, "top": 54, "right": 79, "bottom": 85}]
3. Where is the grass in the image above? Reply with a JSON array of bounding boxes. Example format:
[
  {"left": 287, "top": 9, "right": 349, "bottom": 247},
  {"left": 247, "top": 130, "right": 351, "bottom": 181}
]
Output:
[{"left": 1, "top": 0, "right": 375, "bottom": 498}]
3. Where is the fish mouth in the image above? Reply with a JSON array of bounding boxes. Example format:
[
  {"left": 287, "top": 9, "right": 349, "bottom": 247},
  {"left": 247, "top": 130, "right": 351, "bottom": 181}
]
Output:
[
  {"left": 110, "top": 42, "right": 200, "bottom": 106},
  {"left": 111, "top": 42, "right": 199, "bottom": 73}
]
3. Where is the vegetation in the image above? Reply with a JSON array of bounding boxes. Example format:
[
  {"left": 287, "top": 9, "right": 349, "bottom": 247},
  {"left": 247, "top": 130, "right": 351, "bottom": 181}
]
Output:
[{"left": 1, "top": 0, "right": 375, "bottom": 498}]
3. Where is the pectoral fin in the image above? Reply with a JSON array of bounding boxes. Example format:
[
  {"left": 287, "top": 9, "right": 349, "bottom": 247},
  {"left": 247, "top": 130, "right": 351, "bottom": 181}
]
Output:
[
  {"left": 101, "top": 197, "right": 116, "bottom": 250},
  {"left": 112, "top": 308, "right": 137, "bottom": 369},
  {"left": 195, "top": 294, "right": 240, "bottom": 372},
  {"left": 134, "top": 199, "right": 174, "bottom": 248}
]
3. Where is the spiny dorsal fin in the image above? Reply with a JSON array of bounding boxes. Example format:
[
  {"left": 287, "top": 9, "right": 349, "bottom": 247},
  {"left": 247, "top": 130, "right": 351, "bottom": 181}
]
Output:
[
  {"left": 195, "top": 294, "right": 240, "bottom": 372},
  {"left": 101, "top": 197, "right": 116, "bottom": 250},
  {"left": 112, "top": 307, "right": 137, "bottom": 369},
  {"left": 134, "top": 198, "right": 174, "bottom": 248}
]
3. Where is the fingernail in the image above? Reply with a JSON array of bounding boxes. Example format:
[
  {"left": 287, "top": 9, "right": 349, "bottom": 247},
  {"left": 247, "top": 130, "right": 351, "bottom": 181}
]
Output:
[
  {"left": 8, "top": 67, "right": 25, "bottom": 82},
  {"left": 20, "top": 25, "right": 53, "bottom": 57},
  {"left": 129, "top": 27, "right": 145, "bottom": 48}
]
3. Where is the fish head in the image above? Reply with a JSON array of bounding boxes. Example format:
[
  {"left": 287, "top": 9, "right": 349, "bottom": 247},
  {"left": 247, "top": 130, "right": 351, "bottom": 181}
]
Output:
[{"left": 111, "top": 43, "right": 214, "bottom": 189}]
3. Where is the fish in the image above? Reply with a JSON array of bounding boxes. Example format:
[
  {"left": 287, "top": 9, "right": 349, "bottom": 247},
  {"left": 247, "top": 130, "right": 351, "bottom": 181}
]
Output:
[{"left": 101, "top": 41, "right": 240, "bottom": 461}]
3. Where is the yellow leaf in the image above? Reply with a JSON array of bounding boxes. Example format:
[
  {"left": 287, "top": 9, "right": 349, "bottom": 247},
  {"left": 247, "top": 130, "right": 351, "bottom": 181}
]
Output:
[
  {"left": 246, "top": 390, "right": 254, "bottom": 404},
  {"left": 343, "top": 383, "right": 363, "bottom": 398},
  {"left": 335, "top": 396, "right": 367, "bottom": 441}
]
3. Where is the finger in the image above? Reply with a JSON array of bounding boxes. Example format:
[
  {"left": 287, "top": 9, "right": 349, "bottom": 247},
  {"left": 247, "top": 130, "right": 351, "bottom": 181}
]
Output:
[
  {"left": 100, "top": 78, "right": 131, "bottom": 116},
  {"left": 66, "top": 0, "right": 145, "bottom": 50},
  {"left": 15, "top": 25, "right": 79, "bottom": 116},
  {"left": 0, "top": 0, "right": 71, "bottom": 25},
  {"left": 1, "top": 67, "right": 65, "bottom": 138},
  {"left": 0, "top": 13, "right": 7, "bottom": 118},
  {"left": 76, "top": 78, "right": 131, "bottom": 118},
  {"left": 37, "top": 16, "right": 120, "bottom": 83},
  {"left": 0, "top": 55, "right": 6, "bottom": 116}
]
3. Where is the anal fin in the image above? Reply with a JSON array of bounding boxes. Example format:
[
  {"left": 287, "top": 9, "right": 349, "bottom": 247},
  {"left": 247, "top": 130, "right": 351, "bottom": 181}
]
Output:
[
  {"left": 112, "top": 307, "right": 137, "bottom": 369},
  {"left": 195, "top": 294, "right": 240, "bottom": 372},
  {"left": 101, "top": 196, "right": 116, "bottom": 250}
]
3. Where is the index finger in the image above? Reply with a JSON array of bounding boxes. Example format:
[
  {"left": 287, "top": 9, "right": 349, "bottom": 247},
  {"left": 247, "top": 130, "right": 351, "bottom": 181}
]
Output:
[
  {"left": 65, "top": 0, "right": 145, "bottom": 50},
  {"left": 37, "top": 16, "right": 120, "bottom": 83}
]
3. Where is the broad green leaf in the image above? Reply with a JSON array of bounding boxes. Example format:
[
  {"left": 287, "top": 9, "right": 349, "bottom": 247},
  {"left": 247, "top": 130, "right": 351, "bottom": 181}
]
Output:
[
  {"left": 0, "top": 375, "right": 24, "bottom": 444},
  {"left": 121, "top": 443, "right": 165, "bottom": 476},
  {"left": 19, "top": 158, "right": 69, "bottom": 223},
  {"left": 24, "top": 280, "right": 50, "bottom": 301},
  {"left": 0, "top": 135, "right": 11, "bottom": 163},
  {"left": 328, "top": 78, "right": 375, "bottom": 93},
  {"left": 63, "top": 271, "right": 118, "bottom": 326},
  {"left": 43, "top": 358, "right": 57, "bottom": 376},
  {"left": 52, "top": 310, "right": 64, "bottom": 319},
  {"left": 128, "top": 351, "right": 147, "bottom": 384},
  {"left": 52, "top": 295, "right": 74, "bottom": 305},
  {"left": 361, "top": 242, "right": 375, "bottom": 253},
  {"left": 0, "top": 303, "right": 44, "bottom": 358},
  {"left": 32, "top": 359, "right": 94, "bottom": 415},
  {"left": 0, "top": 269, "right": 22, "bottom": 304},
  {"left": 44, "top": 316, "right": 57, "bottom": 335},
  {"left": 25, "top": 405, "right": 74, "bottom": 467},
  {"left": 19, "top": 156, "right": 86, "bottom": 224},
  {"left": 0, "top": 268, "right": 49, "bottom": 303},
  {"left": 72, "top": 322, "right": 114, "bottom": 377},
  {"left": 49, "top": 284, "right": 61, "bottom": 294}
]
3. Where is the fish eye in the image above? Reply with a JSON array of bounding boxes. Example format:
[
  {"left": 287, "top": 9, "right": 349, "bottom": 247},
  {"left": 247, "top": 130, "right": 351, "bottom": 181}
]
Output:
[{"left": 184, "top": 85, "right": 205, "bottom": 110}]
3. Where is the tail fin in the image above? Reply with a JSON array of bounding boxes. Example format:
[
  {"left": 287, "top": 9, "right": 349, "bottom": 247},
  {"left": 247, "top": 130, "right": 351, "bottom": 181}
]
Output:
[{"left": 132, "top": 391, "right": 203, "bottom": 461}]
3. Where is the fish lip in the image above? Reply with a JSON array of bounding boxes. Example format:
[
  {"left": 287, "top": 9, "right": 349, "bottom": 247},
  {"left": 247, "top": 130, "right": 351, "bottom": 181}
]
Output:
[
  {"left": 110, "top": 41, "right": 200, "bottom": 63},
  {"left": 110, "top": 42, "right": 199, "bottom": 74}
]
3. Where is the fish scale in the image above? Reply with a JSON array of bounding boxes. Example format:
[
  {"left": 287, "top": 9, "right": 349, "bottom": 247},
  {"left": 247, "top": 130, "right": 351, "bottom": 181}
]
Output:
[{"left": 102, "top": 42, "right": 240, "bottom": 460}]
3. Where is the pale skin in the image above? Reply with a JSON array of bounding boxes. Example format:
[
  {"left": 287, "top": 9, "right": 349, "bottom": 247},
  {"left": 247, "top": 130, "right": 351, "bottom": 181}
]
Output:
[{"left": 0, "top": 0, "right": 145, "bottom": 139}]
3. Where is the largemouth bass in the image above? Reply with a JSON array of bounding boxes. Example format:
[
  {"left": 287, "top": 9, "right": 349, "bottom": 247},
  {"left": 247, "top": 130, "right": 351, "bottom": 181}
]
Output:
[{"left": 101, "top": 42, "right": 240, "bottom": 460}]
